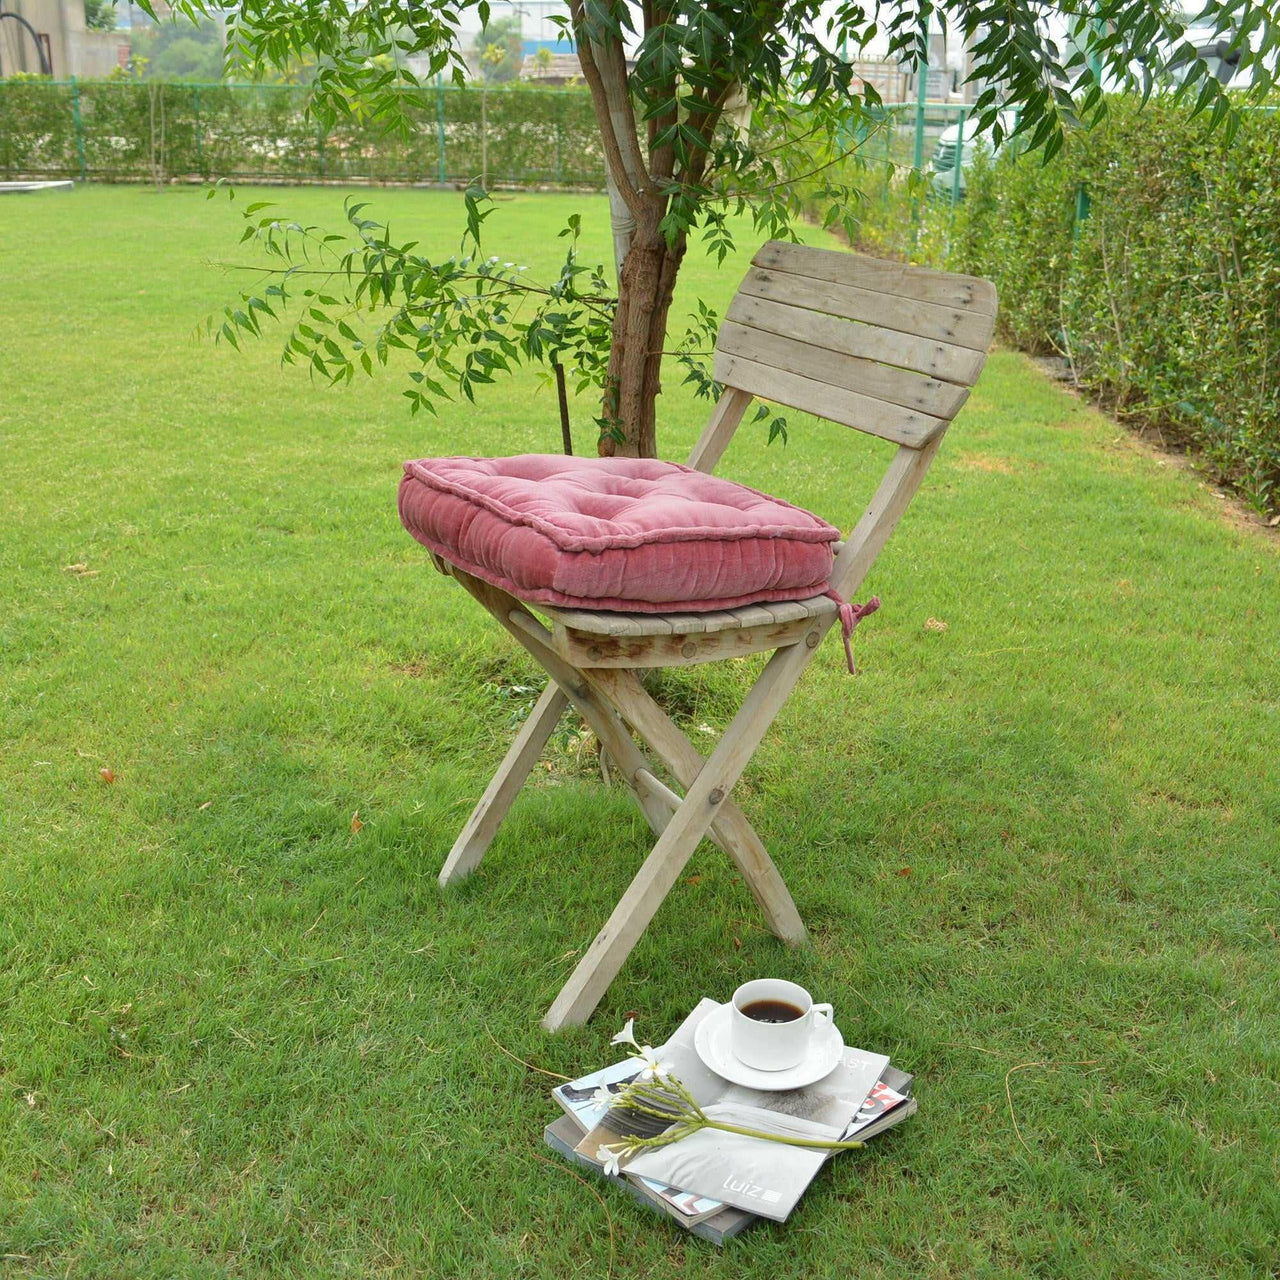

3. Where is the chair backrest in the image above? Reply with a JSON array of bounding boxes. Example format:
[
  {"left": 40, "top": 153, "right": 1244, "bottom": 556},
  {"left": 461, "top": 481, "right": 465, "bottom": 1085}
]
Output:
[
  {"left": 685, "top": 241, "right": 998, "bottom": 601},
  {"left": 709, "top": 240, "right": 996, "bottom": 451}
]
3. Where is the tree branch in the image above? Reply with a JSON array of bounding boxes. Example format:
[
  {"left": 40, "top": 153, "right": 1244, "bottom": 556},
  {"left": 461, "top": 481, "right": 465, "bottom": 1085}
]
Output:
[
  {"left": 642, "top": 13, "right": 680, "bottom": 184},
  {"left": 568, "top": 0, "right": 647, "bottom": 219},
  {"left": 590, "top": 15, "right": 652, "bottom": 197}
]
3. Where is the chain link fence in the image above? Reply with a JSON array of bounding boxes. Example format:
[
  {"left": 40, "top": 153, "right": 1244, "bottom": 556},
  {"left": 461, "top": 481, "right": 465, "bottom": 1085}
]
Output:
[
  {"left": 3, "top": 78, "right": 989, "bottom": 207},
  {"left": 855, "top": 102, "right": 992, "bottom": 264},
  {"left": 2, "top": 79, "right": 993, "bottom": 245},
  {"left": 0, "top": 79, "right": 607, "bottom": 187}
]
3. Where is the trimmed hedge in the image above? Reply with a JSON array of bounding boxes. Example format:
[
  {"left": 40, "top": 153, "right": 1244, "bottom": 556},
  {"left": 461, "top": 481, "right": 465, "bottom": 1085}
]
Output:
[
  {"left": 950, "top": 98, "right": 1280, "bottom": 514},
  {"left": 0, "top": 80, "right": 606, "bottom": 188}
]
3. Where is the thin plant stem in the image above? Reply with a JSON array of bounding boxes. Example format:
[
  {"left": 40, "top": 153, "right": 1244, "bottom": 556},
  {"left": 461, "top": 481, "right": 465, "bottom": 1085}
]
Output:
[{"left": 701, "top": 1120, "right": 865, "bottom": 1151}]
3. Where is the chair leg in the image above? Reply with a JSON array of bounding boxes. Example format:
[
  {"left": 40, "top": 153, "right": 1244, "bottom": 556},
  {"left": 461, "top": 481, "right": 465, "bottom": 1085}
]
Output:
[
  {"left": 439, "top": 683, "right": 569, "bottom": 886},
  {"left": 503, "top": 611, "right": 797, "bottom": 917},
  {"left": 451, "top": 572, "right": 676, "bottom": 838},
  {"left": 587, "top": 668, "right": 808, "bottom": 946},
  {"left": 449, "top": 566, "right": 827, "bottom": 1029},
  {"left": 543, "top": 633, "right": 827, "bottom": 1030}
]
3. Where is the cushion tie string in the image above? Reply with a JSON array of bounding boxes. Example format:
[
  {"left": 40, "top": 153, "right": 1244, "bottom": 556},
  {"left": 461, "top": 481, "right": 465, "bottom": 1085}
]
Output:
[{"left": 824, "top": 590, "right": 881, "bottom": 675}]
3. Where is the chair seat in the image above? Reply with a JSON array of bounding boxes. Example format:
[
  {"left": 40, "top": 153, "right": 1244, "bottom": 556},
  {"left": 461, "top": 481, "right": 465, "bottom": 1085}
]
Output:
[
  {"left": 398, "top": 453, "right": 840, "bottom": 615},
  {"left": 528, "top": 593, "right": 840, "bottom": 669},
  {"left": 537, "top": 593, "right": 838, "bottom": 636}
]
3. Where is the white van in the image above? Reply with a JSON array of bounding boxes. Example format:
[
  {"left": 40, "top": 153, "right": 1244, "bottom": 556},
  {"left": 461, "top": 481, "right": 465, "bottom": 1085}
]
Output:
[{"left": 928, "top": 109, "right": 1017, "bottom": 197}]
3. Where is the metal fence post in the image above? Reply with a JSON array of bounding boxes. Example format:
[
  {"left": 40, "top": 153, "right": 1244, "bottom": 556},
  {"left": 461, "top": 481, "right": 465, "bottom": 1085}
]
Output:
[
  {"left": 193, "top": 85, "right": 203, "bottom": 176},
  {"left": 883, "top": 109, "right": 893, "bottom": 195},
  {"left": 1074, "top": 182, "right": 1091, "bottom": 230},
  {"left": 950, "top": 105, "right": 966, "bottom": 216},
  {"left": 1073, "top": 22, "right": 1102, "bottom": 235},
  {"left": 70, "top": 76, "right": 87, "bottom": 181},
  {"left": 555, "top": 92, "right": 563, "bottom": 185},
  {"left": 910, "top": 55, "right": 927, "bottom": 250},
  {"left": 435, "top": 77, "right": 447, "bottom": 183},
  {"left": 913, "top": 62, "right": 927, "bottom": 174}
]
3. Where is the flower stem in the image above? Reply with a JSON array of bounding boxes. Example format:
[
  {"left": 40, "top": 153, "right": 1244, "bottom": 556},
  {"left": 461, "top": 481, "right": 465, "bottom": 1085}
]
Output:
[{"left": 702, "top": 1120, "right": 865, "bottom": 1151}]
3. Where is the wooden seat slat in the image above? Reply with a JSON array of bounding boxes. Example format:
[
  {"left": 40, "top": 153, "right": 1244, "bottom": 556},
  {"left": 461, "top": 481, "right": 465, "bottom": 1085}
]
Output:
[
  {"left": 759, "top": 599, "right": 818, "bottom": 624},
  {"left": 536, "top": 605, "right": 651, "bottom": 635},
  {"left": 535, "top": 594, "right": 836, "bottom": 639},
  {"left": 727, "top": 603, "right": 780, "bottom": 628}
]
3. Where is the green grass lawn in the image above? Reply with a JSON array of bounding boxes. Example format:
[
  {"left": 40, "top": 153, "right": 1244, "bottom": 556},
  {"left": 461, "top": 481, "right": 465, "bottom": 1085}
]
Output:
[{"left": 2, "top": 185, "right": 1278, "bottom": 1279}]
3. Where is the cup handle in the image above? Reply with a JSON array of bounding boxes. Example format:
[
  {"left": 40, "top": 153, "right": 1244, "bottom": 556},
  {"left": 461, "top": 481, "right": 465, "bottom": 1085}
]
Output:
[{"left": 812, "top": 1002, "right": 834, "bottom": 1025}]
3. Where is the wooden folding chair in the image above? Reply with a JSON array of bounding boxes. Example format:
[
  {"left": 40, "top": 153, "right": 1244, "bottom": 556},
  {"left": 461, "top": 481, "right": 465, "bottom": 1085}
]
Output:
[{"left": 429, "top": 241, "right": 997, "bottom": 1030}]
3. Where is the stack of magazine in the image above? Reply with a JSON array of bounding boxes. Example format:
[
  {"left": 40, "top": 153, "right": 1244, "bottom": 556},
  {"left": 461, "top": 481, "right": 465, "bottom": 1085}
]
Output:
[{"left": 544, "top": 998, "right": 916, "bottom": 1243}]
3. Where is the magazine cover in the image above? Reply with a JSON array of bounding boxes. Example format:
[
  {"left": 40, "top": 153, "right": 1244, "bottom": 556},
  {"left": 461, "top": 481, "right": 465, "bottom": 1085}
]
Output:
[
  {"left": 575, "top": 999, "right": 889, "bottom": 1221},
  {"left": 552, "top": 1059, "right": 642, "bottom": 1132},
  {"left": 554, "top": 1055, "right": 727, "bottom": 1223},
  {"left": 843, "top": 1077, "right": 909, "bottom": 1139}
]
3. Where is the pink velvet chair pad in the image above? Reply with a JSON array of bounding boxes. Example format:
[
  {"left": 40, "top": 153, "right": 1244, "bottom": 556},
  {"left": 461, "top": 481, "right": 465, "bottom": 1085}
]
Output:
[{"left": 398, "top": 454, "right": 839, "bottom": 613}]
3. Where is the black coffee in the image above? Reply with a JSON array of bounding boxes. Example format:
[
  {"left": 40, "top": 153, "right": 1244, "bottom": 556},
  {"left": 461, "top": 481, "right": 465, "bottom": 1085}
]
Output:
[{"left": 740, "top": 999, "right": 804, "bottom": 1024}]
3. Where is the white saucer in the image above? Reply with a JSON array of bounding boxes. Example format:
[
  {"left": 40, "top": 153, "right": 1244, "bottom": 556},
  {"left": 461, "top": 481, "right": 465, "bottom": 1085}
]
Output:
[{"left": 693, "top": 1002, "right": 845, "bottom": 1091}]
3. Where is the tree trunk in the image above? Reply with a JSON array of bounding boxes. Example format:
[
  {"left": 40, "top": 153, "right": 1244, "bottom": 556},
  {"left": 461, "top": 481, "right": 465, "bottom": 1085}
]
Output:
[
  {"left": 599, "top": 226, "right": 686, "bottom": 458},
  {"left": 572, "top": 10, "right": 697, "bottom": 459}
]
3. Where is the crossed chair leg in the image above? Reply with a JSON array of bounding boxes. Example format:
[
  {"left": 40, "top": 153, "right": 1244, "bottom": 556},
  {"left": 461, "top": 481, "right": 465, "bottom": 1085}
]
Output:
[{"left": 439, "top": 568, "right": 828, "bottom": 1031}]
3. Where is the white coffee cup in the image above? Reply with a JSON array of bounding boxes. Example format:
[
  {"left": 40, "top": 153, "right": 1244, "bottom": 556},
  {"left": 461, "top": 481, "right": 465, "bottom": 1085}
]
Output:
[{"left": 729, "top": 978, "right": 834, "bottom": 1072}]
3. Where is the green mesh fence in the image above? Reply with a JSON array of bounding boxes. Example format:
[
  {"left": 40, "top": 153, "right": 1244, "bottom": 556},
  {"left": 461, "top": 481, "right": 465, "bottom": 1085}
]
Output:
[
  {"left": 1, "top": 78, "right": 979, "bottom": 220},
  {"left": 857, "top": 102, "right": 979, "bottom": 264},
  {"left": 0, "top": 79, "right": 606, "bottom": 187}
]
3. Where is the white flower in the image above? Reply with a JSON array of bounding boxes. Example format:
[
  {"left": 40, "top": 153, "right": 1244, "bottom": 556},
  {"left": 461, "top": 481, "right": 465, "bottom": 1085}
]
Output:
[
  {"left": 637, "top": 1047, "right": 672, "bottom": 1081},
  {"left": 597, "top": 1144, "right": 622, "bottom": 1177},
  {"left": 610, "top": 1018, "right": 639, "bottom": 1050},
  {"left": 590, "top": 1085, "right": 615, "bottom": 1109}
]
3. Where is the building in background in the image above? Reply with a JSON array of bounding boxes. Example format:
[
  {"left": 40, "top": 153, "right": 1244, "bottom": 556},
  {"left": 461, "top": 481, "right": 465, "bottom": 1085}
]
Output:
[
  {"left": 0, "top": 0, "right": 128, "bottom": 77},
  {"left": 405, "top": 0, "right": 573, "bottom": 81},
  {"left": 520, "top": 50, "right": 582, "bottom": 83}
]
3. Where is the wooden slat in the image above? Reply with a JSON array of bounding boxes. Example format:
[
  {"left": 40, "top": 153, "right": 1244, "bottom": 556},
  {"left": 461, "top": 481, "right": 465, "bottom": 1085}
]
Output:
[
  {"left": 651, "top": 613, "right": 691, "bottom": 632},
  {"left": 635, "top": 613, "right": 674, "bottom": 635},
  {"left": 752, "top": 240, "right": 998, "bottom": 316},
  {"left": 757, "top": 601, "right": 807, "bottom": 624},
  {"left": 726, "top": 292, "right": 985, "bottom": 387},
  {"left": 556, "top": 613, "right": 824, "bottom": 668},
  {"left": 717, "top": 320, "right": 970, "bottom": 421},
  {"left": 538, "top": 594, "right": 835, "bottom": 638},
  {"left": 536, "top": 605, "right": 652, "bottom": 636},
  {"left": 713, "top": 350, "right": 947, "bottom": 448},
  {"left": 727, "top": 603, "right": 779, "bottom": 628},
  {"left": 666, "top": 610, "right": 740, "bottom": 636},
  {"left": 739, "top": 267, "right": 997, "bottom": 352}
]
